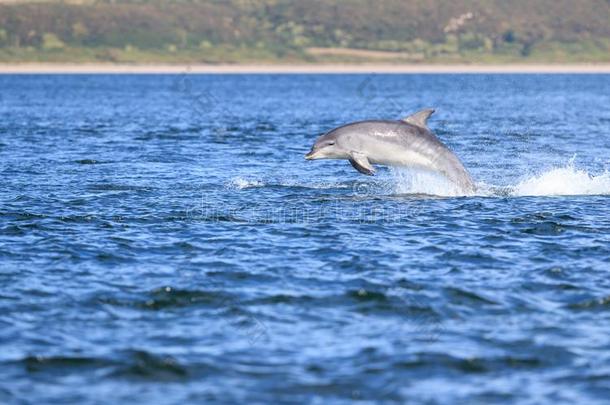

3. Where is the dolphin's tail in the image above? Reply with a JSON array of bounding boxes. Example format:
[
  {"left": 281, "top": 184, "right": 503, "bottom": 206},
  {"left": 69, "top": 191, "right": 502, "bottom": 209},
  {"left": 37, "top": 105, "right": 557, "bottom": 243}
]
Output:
[
  {"left": 440, "top": 159, "right": 476, "bottom": 195},
  {"left": 458, "top": 174, "right": 477, "bottom": 194}
]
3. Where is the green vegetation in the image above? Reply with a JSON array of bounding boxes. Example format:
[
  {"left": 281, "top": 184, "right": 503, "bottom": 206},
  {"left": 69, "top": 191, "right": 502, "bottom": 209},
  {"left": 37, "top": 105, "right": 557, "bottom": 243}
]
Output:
[{"left": 1, "top": 0, "right": 609, "bottom": 64}]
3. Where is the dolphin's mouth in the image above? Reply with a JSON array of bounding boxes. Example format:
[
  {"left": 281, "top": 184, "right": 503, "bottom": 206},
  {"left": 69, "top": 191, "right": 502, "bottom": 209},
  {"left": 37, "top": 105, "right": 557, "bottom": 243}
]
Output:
[{"left": 305, "top": 150, "right": 317, "bottom": 160}]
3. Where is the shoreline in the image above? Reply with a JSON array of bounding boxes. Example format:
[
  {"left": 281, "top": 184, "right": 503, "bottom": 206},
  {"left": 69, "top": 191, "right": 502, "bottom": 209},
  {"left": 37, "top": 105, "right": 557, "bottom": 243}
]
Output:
[{"left": 1, "top": 63, "right": 610, "bottom": 74}]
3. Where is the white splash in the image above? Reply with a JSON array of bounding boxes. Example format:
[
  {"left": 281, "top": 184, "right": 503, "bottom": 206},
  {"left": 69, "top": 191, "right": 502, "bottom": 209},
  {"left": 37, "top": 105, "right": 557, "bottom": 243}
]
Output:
[
  {"left": 512, "top": 165, "right": 610, "bottom": 196},
  {"left": 390, "top": 168, "right": 471, "bottom": 197},
  {"left": 389, "top": 161, "right": 610, "bottom": 198}
]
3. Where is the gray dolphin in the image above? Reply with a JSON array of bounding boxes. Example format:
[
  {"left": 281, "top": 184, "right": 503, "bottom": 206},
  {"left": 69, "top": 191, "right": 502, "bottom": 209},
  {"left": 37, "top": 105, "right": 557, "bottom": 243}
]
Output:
[{"left": 305, "top": 109, "right": 475, "bottom": 194}]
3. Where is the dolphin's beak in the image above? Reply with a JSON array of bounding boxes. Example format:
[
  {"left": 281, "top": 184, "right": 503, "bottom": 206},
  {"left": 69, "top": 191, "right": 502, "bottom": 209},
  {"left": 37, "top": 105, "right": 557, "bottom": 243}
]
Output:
[{"left": 305, "top": 150, "right": 317, "bottom": 160}]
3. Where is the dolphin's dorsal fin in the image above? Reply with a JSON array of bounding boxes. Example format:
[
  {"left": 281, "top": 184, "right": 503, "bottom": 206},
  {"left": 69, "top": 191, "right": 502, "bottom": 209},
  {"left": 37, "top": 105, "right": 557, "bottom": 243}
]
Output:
[{"left": 403, "top": 108, "right": 435, "bottom": 128}]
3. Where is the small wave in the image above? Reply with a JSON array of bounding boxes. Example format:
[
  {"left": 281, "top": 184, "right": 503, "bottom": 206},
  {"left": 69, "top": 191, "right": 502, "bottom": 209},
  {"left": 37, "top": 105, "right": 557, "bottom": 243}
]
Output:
[
  {"left": 75, "top": 159, "right": 100, "bottom": 165},
  {"left": 511, "top": 164, "right": 610, "bottom": 197},
  {"left": 88, "top": 183, "right": 152, "bottom": 192},
  {"left": 226, "top": 178, "right": 264, "bottom": 190},
  {"left": 18, "top": 355, "right": 114, "bottom": 377},
  {"left": 97, "top": 286, "right": 229, "bottom": 310},
  {"left": 226, "top": 176, "right": 354, "bottom": 191},
  {"left": 111, "top": 350, "right": 188, "bottom": 380}
]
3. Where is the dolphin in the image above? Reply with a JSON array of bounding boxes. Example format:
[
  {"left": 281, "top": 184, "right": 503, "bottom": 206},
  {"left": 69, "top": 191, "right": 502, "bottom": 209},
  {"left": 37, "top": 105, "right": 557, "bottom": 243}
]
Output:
[{"left": 305, "top": 109, "right": 475, "bottom": 194}]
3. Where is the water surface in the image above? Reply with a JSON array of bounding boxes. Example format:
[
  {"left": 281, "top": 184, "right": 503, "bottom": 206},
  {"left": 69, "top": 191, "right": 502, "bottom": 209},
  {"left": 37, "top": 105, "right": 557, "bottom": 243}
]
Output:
[{"left": 1, "top": 74, "right": 609, "bottom": 403}]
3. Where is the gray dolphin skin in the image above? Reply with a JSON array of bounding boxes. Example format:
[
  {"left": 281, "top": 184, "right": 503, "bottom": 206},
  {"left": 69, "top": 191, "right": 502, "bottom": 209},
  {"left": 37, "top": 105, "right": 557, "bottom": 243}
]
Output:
[{"left": 305, "top": 109, "right": 475, "bottom": 194}]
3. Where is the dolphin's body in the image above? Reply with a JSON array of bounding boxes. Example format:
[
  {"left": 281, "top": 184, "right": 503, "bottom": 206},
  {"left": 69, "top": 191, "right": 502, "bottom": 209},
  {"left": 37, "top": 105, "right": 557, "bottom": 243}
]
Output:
[{"left": 305, "top": 109, "right": 475, "bottom": 194}]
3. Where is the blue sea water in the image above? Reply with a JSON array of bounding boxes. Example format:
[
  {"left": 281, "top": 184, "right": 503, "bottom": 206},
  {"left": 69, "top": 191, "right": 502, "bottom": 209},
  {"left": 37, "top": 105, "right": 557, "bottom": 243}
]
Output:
[{"left": 0, "top": 73, "right": 609, "bottom": 404}]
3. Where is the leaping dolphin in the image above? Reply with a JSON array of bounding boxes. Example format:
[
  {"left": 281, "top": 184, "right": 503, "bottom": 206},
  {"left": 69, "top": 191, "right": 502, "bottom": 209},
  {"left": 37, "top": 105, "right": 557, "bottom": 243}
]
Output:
[{"left": 305, "top": 108, "right": 475, "bottom": 194}]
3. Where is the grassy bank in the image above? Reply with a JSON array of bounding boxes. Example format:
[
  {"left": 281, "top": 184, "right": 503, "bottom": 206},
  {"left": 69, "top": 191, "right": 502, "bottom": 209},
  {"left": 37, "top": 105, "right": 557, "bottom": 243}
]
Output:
[{"left": 1, "top": 0, "right": 609, "bottom": 64}]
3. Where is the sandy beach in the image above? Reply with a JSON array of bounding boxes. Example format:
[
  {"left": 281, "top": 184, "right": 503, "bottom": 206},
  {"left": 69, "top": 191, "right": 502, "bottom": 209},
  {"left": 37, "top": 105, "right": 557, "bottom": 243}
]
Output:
[{"left": 1, "top": 63, "right": 610, "bottom": 74}]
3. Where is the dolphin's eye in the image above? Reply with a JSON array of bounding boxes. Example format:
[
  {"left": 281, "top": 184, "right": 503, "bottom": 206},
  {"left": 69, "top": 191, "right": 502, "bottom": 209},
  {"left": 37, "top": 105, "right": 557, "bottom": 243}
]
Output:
[{"left": 327, "top": 141, "right": 335, "bottom": 146}]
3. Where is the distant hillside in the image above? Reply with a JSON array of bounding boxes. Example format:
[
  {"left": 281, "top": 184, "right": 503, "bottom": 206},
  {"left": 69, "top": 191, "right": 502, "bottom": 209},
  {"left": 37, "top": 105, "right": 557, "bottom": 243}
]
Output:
[{"left": 1, "top": 0, "right": 609, "bottom": 63}]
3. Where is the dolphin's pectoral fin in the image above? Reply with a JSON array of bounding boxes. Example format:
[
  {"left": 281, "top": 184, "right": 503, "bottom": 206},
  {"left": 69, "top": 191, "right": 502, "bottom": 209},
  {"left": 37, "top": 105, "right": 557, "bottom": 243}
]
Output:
[
  {"left": 403, "top": 108, "right": 435, "bottom": 128},
  {"left": 349, "top": 153, "right": 375, "bottom": 176}
]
